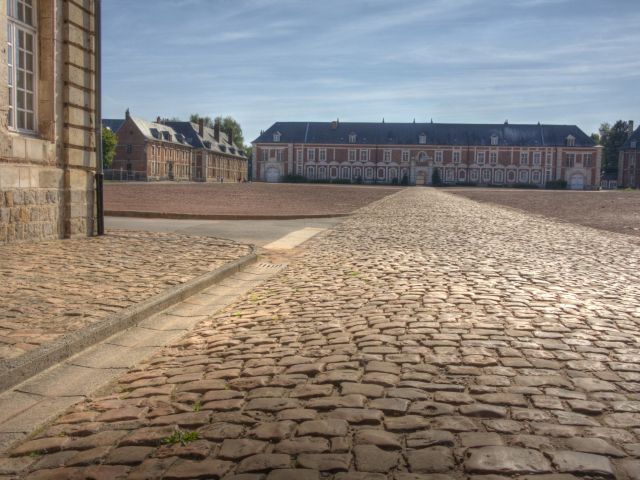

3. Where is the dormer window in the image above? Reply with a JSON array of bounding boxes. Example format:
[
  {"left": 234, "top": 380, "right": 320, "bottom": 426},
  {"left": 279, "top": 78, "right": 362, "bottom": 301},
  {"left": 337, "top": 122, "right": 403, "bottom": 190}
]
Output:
[
  {"left": 349, "top": 133, "right": 357, "bottom": 144},
  {"left": 273, "top": 132, "right": 281, "bottom": 142},
  {"left": 491, "top": 134, "right": 499, "bottom": 146},
  {"left": 566, "top": 135, "right": 575, "bottom": 147},
  {"left": 632, "top": 140, "right": 637, "bottom": 149},
  {"left": 419, "top": 133, "right": 427, "bottom": 144}
]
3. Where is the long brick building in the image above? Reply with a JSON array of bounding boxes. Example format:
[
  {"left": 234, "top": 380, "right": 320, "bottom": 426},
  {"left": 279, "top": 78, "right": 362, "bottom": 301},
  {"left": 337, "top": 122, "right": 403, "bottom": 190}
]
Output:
[
  {"left": 252, "top": 121, "right": 601, "bottom": 189},
  {"left": 103, "top": 112, "right": 248, "bottom": 182},
  {"left": 1, "top": 0, "right": 98, "bottom": 243},
  {"left": 618, "top": 124, "right": 639, "bottom": 188}
]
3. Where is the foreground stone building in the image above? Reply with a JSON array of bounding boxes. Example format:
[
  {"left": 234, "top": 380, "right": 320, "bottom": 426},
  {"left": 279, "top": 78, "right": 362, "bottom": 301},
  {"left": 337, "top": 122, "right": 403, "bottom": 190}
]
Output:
[
  {"left": 103, "top": 113, "right": 248, "bottom": 182},
  {"left": 618, "top": 124, "right": 639, "bottom": 188},
  {"left": 1, "top": 0, "right": 98, "bottom": 243},
  {"left": 253, "top": 121, "right": 601, "bottom": 189}
]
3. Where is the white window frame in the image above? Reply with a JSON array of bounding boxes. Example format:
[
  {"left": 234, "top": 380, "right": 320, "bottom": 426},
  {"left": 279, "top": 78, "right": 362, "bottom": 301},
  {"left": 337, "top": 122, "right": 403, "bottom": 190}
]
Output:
[
  {"left": 360, "top": 149, "right": 368, "bottom": 162},
  {"left": 319, "top": 148, "right": 326, "bottom": 162},
  {"left": 435, "top": 151, "right": 443, "bottom": 163},
  {"left": 566, "top": 135, "right": 575, "bottom": 147},
  {"left": 453, "top": 151, "right": 461, "bottom": 164},
  {"left": 491, "top": 135, "right": 498, "bottom": 146},
  {"left": 349, "top": 133, "right": 356, "bottom": 143},
  {"left": 566, "top": 153, "right": 575, "bottom": 167},
  {"left": 273, "top": 132, "right": 281, "bottom": 142},
  {"left": 520, "top": 152, "right": 529, "bottom": 165},
  {"left": 307, "top": 148, "right": 315, "bottom": 162},
  {"left": 276, "top": 150, "right": 283, "bottom": 162},
  {"left": 533, "top": 152, "right": 541, "bottom": 166},
  {"left": 401, "top": 150, "right": 409, "bottom": 163},
  {"left": 296, "top": 149, "right": 303, "bottom": 162},
  {"left": 476, "top": 152, "right": 485, "bottom": 166},
  {"left": 490, "top": 152, "right": 498, "bottom": 166},
  {"left": 348, "top": 149, "right": 356, "bottom": 162},
  {"left": 7, "top": 0, "right": 38, "bottom": 132},
  {"left": 383, "top": 150, "right": 392, "bottom": 163},
  {"left": 419, "top": 133, "right": 427, "bottom": 144}
]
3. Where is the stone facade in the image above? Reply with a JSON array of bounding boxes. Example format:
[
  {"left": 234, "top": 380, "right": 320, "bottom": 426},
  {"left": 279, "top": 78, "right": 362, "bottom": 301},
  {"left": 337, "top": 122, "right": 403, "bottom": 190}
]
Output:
[
  {"left": 0, "top": 0, "right": 97, "bottom": 243},
  {"left": 253, "top": 121, "right": 602, "bottom": 190}
]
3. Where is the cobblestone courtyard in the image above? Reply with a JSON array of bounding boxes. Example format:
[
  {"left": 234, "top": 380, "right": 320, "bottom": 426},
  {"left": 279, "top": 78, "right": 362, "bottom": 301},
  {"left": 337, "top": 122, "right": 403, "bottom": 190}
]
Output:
[
  {"left": 4, "top": 188, "right": 640, "bottom": 479},
  {"left": 0, "top": 232, "right": 251, "bottom": 361}
]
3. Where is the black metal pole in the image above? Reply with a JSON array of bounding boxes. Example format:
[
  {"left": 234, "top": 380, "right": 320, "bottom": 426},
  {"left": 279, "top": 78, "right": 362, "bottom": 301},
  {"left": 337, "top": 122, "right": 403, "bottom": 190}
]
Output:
[{"left": 95, "top": 0, "right": 104, "bottom": 235}]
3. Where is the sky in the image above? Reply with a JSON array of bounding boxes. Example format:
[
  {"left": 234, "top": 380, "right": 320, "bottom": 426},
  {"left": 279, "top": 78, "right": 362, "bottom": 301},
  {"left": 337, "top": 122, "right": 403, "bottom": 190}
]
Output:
[{"left": 102, "top": 0, "right": 640, "bottom": 144}]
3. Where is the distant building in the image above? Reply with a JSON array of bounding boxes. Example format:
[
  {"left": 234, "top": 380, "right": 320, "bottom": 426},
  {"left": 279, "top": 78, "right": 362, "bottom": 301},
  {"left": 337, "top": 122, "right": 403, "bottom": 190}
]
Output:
[
  {"left": 102, "top": 111, "right": 248, "bottom": 182},
  {"left": 1, "top": 0, "right": 98, "bottom": 243},
  {"left": 252, "top": 121, "right": 602, "bottom": 190},
  {"left": 618, "top": 122, "right": 638, "bottom": 188}
]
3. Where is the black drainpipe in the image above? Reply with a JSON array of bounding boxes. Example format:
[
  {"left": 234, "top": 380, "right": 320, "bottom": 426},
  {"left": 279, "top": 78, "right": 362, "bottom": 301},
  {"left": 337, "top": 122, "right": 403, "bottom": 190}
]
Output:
[{"left": 95, "top": 0, "right": 104, "bottom": 235}]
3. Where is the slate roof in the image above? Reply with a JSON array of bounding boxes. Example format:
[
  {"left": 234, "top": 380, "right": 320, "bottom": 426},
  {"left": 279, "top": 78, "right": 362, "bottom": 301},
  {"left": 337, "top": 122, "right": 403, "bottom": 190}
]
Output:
[
  {"left": 621, "top": 126, "right": 640, "bottom": 149},
  {"left": 164, "top": 122, "right": 246, "bottom": 159},
  {"left": 253, "top": 122, "right": 596, "bottom": 148},
  {"left": 102, "top": 119, "right": 124, "bottom": 133},
  {"left": 102, "top": 117, "right": 245, "bottom": 158}
]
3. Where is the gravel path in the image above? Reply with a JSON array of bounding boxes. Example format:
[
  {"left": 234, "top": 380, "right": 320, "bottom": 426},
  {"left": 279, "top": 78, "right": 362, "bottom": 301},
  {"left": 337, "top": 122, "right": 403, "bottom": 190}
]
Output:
[
  {"left": 0, "top": 232, "right": 251, "bottom": 362},
  {"left": 4, "top": 189, "right": 640, "bottom": 479},
  {"left": 105, "top": 182, "right": 402, "bottom": 217}
]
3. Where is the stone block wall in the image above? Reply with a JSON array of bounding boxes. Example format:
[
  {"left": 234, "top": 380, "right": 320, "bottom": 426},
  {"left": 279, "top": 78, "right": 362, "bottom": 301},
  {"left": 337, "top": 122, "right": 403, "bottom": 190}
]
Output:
[{"left": 0, "top": 0, "right": 97, "bottom": 244}]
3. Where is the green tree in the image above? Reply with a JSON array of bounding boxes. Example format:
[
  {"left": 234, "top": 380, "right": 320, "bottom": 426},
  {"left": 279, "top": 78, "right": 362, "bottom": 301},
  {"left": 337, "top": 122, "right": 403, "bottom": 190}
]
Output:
[
  {"left": 590, "top": 132, "right": 601, "bottom": 144},
  {"left": 599, "top": 120, "right": 634, "bottom": 173},
  {"left": 189, "top": 113, "right": 214, "bottom": 128},
  {"left": 102, "top": 127, "right": 117, "bottom": 168},
  {"left": 215, "top": 116, "right": 244, "bottom": 150}
]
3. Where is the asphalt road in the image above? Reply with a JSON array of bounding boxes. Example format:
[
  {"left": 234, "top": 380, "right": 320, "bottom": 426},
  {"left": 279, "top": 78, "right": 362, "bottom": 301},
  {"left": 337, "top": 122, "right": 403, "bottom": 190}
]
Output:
[{"left": 105, "top": 216, "right": 346, "bottom": 247}]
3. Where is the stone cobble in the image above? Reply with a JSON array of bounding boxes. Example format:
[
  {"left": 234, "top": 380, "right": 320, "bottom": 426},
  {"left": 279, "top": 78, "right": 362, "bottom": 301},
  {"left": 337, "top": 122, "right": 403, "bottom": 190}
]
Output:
[
  {"left": 4, "top": 188, "right": 640, "bottom": 479},
  {"left": 0, "top": 231, "right": 251, "bottom": 361}
]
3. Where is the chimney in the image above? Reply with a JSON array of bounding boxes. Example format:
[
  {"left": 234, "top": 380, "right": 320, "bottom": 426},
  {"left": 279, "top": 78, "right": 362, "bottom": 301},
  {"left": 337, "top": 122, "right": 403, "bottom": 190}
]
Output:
[
  {"left": 125, "top": 108, "right": 130, "bottom": 119},
  {"left": 629, "top": 120, "right": 635, "bottom": 136},
  {"left": 156, "top": 116, "right": 161, "bottom": 124},
  {"left": 198, "top": 118, "right": 204, "bottom": 136},
  {"left": 331, "top": 120, "right": 337, "bottom": 129},
  {"left": 228, "top": 129, "right": 234, "bottom": 147},
  {"left": 214, "top": 121, "right": 220, "bottom": 142}
]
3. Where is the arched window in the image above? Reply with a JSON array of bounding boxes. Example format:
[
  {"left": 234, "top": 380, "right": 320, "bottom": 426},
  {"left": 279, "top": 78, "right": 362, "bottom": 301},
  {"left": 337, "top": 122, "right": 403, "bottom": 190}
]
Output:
[{"left": 349, "top": 132, "right": 357, "bottom": 143}]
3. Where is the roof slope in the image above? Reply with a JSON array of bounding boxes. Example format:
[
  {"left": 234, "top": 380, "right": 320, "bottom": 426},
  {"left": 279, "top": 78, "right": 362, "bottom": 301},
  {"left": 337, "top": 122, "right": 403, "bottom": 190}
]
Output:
[
  {"left": 622, "top": 126, "right": 640, "bottom": 149},
  {"left": 102, "top": 119, "right": 124, "bottom": 133},
  {"left": 253, "top": 121, "right": 595, "bottom": 147},
  {"left": 164, "top": 122, "right": 245, "bottom": 159}
]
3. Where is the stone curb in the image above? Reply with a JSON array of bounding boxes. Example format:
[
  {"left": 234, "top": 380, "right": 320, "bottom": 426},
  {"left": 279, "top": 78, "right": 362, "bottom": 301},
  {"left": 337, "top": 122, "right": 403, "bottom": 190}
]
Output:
[
  {"left": 0, "top": 245, "right": 258, "bottom": 393},
  {"left": 105, "top": 210, "right": 351, "bottom": 221}
]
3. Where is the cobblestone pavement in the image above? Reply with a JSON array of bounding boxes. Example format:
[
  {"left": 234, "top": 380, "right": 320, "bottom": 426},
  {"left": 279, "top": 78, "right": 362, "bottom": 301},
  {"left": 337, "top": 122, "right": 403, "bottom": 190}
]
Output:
[
  {"left": 0, "top": 232, "right": 251, "bottom": 361},
  {"left": 4, "top": 188, "right": 640, "bottom": 479}
]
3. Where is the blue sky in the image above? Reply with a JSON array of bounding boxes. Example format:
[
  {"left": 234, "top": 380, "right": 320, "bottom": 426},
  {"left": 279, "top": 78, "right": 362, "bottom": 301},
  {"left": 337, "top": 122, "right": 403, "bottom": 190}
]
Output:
[{"left": 102, "top": 0, "right": 640, "bottom": 144}]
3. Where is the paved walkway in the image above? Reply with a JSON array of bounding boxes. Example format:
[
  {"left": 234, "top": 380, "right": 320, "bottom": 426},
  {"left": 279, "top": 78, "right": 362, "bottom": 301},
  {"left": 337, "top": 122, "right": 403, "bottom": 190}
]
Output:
[
  {"left": 0, "top": 232, "right": 251, "bottom": 361},
  {"left": 4, "top": 189, "right": 640, "bottom": 479}
]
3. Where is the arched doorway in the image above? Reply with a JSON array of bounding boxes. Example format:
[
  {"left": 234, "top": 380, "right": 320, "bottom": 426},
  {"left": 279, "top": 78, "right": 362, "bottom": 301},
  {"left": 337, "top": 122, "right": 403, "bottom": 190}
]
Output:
[{"left": 570, "top": 173, "right": 584, "bottom": 190}]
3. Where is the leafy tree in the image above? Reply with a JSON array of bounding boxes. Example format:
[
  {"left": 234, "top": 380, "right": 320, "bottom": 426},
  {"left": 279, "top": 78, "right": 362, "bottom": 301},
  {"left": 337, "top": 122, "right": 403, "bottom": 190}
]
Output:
[
  {"left": 599, "top": 120, "right": 634, "bottom": 174},
  {"left": 215, "top": 116, "right": 244, "bottom": 150},
  {"left": 431, "top": 168, "right": 442, "bottom": 186},
  {"left": 189, "top": 113, "right": 214, "bottom": 128},
  {"left": 102, "top": 127, "right": 117, "bottom": 168},
  {"left": 590, "top": 132, "right": 601, "bottom": 144}
]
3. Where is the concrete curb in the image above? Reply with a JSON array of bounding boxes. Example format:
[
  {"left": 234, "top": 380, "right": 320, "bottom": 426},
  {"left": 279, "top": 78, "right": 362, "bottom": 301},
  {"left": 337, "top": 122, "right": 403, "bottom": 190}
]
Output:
[
  {"left": 0, "top": 246, "right": 258, "bottom": 393},
  {"left": 105, "top": 210, "right": 351, "bottom": 221}
]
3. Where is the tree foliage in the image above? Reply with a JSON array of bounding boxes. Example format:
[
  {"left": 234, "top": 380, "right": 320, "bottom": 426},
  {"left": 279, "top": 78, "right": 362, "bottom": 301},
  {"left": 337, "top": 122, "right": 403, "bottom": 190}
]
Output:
[
  {"left": 102, "top": 127, "right": 117, "bottom": 168},
  {"left": 599, "top": 120, "right": 634, "bottom": 173},
  {"left": 189, "top": 114, "right": 214, "bottom": 128},
  {"left": 215, "top": 116, "right": 244, "bottom": 150},
  {"left": 189, "top": 114, "right": 245, "bottom": 151}
]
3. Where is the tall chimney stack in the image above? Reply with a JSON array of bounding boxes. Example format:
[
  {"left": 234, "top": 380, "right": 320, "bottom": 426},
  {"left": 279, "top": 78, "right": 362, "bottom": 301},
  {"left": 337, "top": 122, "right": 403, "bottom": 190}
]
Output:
[
  {"left": 198, "top": 118, "right": 204, "bottom": 136},
  {"left": 629, "top": 120, "right": 635, "bottom": 136},
  {"left": 213, "top": 120, "right": 220, "bottom": 142},
  {"left": 228, "top": 129, "right": 234, "bottom": 147}
]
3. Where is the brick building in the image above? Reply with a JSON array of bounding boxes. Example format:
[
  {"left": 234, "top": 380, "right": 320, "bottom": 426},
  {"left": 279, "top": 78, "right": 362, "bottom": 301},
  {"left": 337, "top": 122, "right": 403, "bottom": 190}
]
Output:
[
  {"left": 252, "top": 121, "right": 601, "bottom": 189},
  {"left": 618, "top": 123, "right": 639, "bottom": 188},
  {"left": 1, "top": 0, "right": 98, "bottom": 243},
  {"left": 103, "top": 113, "right": 248, "bottom": 182}
]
